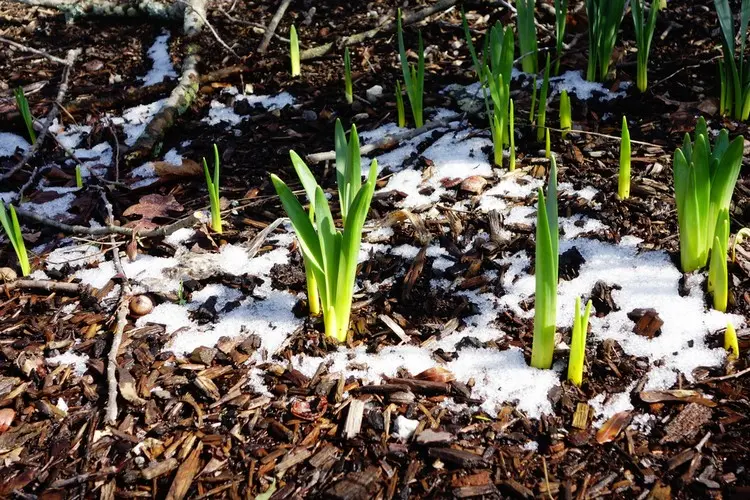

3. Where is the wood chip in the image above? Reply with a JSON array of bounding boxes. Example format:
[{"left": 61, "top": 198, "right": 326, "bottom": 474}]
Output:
[
  {"left": 343, "top": 399, "right": 365, "bottom": 439},
  {"left": 661, "top": 403, "right": 712, "bottom": 444},
  {"left": 595, "top": 411, "right": 632, "bottom": 444},
  {"left": 165, "top": 441, "right": 203, "bottom": 500},
  {"left": 572, "top": 403, "right": 590, "bottom": 429}
]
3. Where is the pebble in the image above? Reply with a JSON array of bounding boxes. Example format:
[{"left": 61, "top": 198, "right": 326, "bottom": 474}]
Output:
[
  {"left": 302, "top": 110, "right": 317, "bottom": 121},
  {"left": 366, "top": 85, "right": 383, "bottom": 102}
]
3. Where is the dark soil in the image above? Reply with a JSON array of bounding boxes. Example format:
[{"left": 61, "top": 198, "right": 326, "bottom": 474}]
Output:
[{"left": 0, "top": 0, "right": 749, "bottom": 499}]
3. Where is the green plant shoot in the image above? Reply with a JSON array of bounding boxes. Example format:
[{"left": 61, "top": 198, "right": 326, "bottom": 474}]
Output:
[
  {"left": 202, "top": 144, "right": 222, "bottom": 234},
  {"left": 509, "top": 99, "right": 516, "bottom": 171},
  {"left": 536, "top": 53, "right": 551, "bottom": 142},
  {"left": 545, "top": 128, "right": 551, "bottom": 159},
  {"left": 290, "top": 25, "right": 300, "bottom": 77},
  {"left": 567, "top": 296, "right": 592, "bottom": 387},
  {"left": 344, "top": 47, "right": 353, "bottom": 104},
  {"left": 0, "top": 203, "right": 30, "bottom": 276},
  {"left": 714, "top": 0, "right": 750, "bottom": 120},
  {"left": 516, "top": 0, "right": 539, "bottom": 73},
  {"left": 585, "top": 0, "right": 627, "bottom": 81},
  {"left": 725, "top": 322, "right": 740, "bottom": 359},
  {"left": 673, "top": 117, "right": 744, "bottom": 272},
  {"left": 75, "top": 165, "right": 83, "bottom": 188},
  {"left": 631, "top": 0, "right": 661, "bottom": 92},
  {"left": 530, "top": 74, "right": 538, "bottom": 124},
  {"left": 271, "top": 126, "right": 378, "bottom": 342},
  {"left": 559, "top": 90, "right": 571, "bottom": 138},
  {"left": 395, "top": 81, "right": 406, "bottom": 128},
  {"left": 708, "top": 209, "right": 730, "bottom": 312},
  {"left": 619, "top": 116, "right": 631, "bottom": 199},
  {"left": 531, "top": 156, "right": 559, "bottom": 370},
  {"left": 14, "top": 87, "right": 36, "bottom": 144},
  {"left": 397, "top": 9, "right": 425, "bottom": 128},
  {"left": 554, "top": 0, "right": 569, "bottom": 75}
]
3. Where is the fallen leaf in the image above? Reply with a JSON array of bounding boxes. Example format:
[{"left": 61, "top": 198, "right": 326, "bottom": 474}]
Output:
[
  {"left": 123, "top": 194, "right": 184, "bottom": 224},
  {"left": 0, "top": 409, "right": 15, "bottom": 433},
  {"left": 152, "top": 158, "right": 202, "bottom": 179},
  {"left": 595, "top": 411, "right": 632, "bottom": 444},
  {"left": 640, "top": 390, "right": 717, "bottom": 407}
]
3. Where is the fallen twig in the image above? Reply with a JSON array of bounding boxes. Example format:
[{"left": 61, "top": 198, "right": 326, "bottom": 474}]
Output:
[
  {"left": 11, "top": 0, "right": 184, "bottom": 22},
  {"left": 0, "top": 48, "right": 80, "bottom": 184},
  {"left": 0, "top": 279, "right": 90, "bottom": 295},
  {"left": 218, "top": 7, "right": 290, "bottom": 44},
  {"left": 14, "top": 205, "right": 202, "bottom": 238},
  {"left": 257, "top": 0, "right": 293, "bottom": 54},
  {"left": 305, "top": 114, "right": 461, "bottom": 164},
  {"left": 299, "top": 0, "right": 459, "bottom": 60},
  {"left": 0, "top": 35, "right": 69, "bottom": 64}
]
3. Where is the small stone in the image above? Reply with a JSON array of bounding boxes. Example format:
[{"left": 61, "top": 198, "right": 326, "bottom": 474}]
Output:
[
  {"left": 366, "top": 85, "right": 383, "bottom": 102},
  {"left": 302, "top": 110, "right": 317, "bottom": 121},
  {"left": 238, "top": 334, "right": 262, "bottom": 353},
  {"left": 0, "top": 267, "right": 17, "bottom": 281},
  {"left": 352, "top": 112, "right": 370, "bottom": 122},
  {"left": 189, "top": 346, "right": 216, "bottom": 365}
]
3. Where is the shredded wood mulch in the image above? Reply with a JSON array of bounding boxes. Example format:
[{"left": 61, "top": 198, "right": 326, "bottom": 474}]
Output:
[{"left": 0, "top": 0, "right": 749, "bottom": 498}]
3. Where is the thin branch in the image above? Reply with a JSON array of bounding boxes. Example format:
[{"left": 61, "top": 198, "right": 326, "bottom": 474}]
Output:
[
  {"left": 0, "top": 279, "right": 90, "bottom": 295},
  {"left": 218, "top": 7, "right": 290, "bottom": 44},
  {"left": 257, "top": 0, "right": 293, "bottom": 54},
  {"left": 306, "top": 114, "right": 462, "bottom": 163},
  {"left": 13, "top": 205, "right": 202, "bottom": 239},
  {"left": 0, "top": 35, "right": 69, "bottom": 64},
  {"left": 299, "top": 0, "right": 459, "bottom": 60}
]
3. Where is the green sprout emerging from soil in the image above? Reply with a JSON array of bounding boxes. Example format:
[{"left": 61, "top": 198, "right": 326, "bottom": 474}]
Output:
[
  {"left": 619, "top": 116, "right": 631, "bottom": 200},
  {"left": 0, "top": 203, "right": 30, "bottom": 277},
  {"left": 397, "top": 9, "right": 425, "bottom": 128},
  {"left": 202, "top": 144, "right": 222, "bottom": 234},
  {"left": 568, "top": 296, "right": 592, "bottom": 387}
]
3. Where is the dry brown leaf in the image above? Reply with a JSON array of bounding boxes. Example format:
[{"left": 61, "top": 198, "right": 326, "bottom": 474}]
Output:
[
  {"left": 152, "top": 158, "right": 202, "bottom": 179},
  {"left": 0, "top": 409, "right": 15, "bottom": 433},
  {"left": 123, "top": 194, "right": 184, "bottom": 225},
  {"left": 640, "top": 390, "right": 717, "bottom": 407},
  {"left": 118, "top": 367, "right": 147, "bottom": 406},
  {"left": 595, "top": 410, "right": 631, "bottom": 444},
  {"left": 415, "top": 367, "right": 455, "bottom": 383}
]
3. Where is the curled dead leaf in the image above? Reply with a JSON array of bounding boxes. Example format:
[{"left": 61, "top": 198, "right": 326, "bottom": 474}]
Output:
[
  {"left": 595, "top": 411, "right": 632, "bottom": 444},
  {"left": 0, "top": 408, "right": 15, "bottom": 433},
  {"left": 639, "top": 390, "right": 717, "bottom": 407},
  {"left": 415, "top": 366, "right": 455, "bottom": 383}
]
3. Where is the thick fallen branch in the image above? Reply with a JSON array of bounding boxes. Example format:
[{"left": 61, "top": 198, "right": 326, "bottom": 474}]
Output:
[
  {"left": 125, "top": 0, "right": 205, "bottom": 162},
  {"left": 305, "top": 114, "right": 461, "bottom": 163},
  {"left": 0, "top": 48, "right": 80, "bottom": 184},
  {"left": 257, "top": 0, "right": 292, "bottom": 54},
  {"left": 12, "top": 0, "right": 184, "bottom": 22},
  {"left": 14, "top": 205, "right": 202, "bottom": 239},
  {"left": 299, "top": 0, "right": 459, "bottom": 60}
]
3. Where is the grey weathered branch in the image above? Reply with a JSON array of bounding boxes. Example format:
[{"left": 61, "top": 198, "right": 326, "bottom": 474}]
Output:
[
  {"left": 0, "top": 279, "right": 90, "bottom": 295},
  {"left": 257, "top": 0, "right": 293, "bottom": 54},
  {"left": 299, "top": 0, "right": 459, "bottom": 60},
  {"left": 12, "top": 0, "right": 184, "bottom": 22},
  {"left": 0, "top": 35, "right": 69, "bottom": 64},
  {"left": 305, "top": 114, "right": 461, "bottom": 164}
]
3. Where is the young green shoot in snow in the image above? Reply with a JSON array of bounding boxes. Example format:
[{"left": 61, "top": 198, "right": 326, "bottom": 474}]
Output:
[
  {"left": 290, "top": 25, "right": 300, "bottom": 77},
  {"left": 714, "top": 0, "right": 750, "bottom": 119},
  {"left": 673, "top": 117, "right": 744, "bottom": 272},
  {"left": 545, "top": 128, "right": 551, "bottom": 159},
  {"left": 725, "top": 322, "right": 740, "bottom": 359},
  {"left": 202, "top": 144, "right": 222, "bottom": 234},
  {"left": 559, "top": 90, "right": 571, "bottom": 138},
  {"left": 708, "top": 209, "right": 730, "bottom": 312},
  {"left": 343, "top": 47, "right": 353, "bottom": 104},
  {"left": 14, "top": 87, "right": 36, "bottom": 144},
  {"left": 271, "top": 125, "right": 378, "bottom": 342},
  {"left": 619, "top": 116, "right": 631, "bottom": 199},
  {"left": 568, "top": 296, "right": 592, "bottom": 387},
  {"left": 0, "top": 203, "right": 30, "bottom": 276},
  {"left": 397, "top": 9, "right": 425, "bottom": 128},
  {"left": 516, "top": 0, "right": 538, "bottom": 73},
  {"left": 509, "top": 99, "right": 516, "bottom": 171},
  {"left": 631, "top": 0, "right": 661, "bottom": 92},
  {"left": 585, "top": 0, "right": 627, "bottom": 81},
  {"left": 395, "top": 81, "right": 406, "bottom": 128},
  {"left": 554, "top": 0, "right": 569, "bottom": 75},
  {"left": 536, "top": 54, "right": 551, "bottom": 141},
  {"left": 531, "top": 156, "right": 559, "bottom": 370},
  {"left": 75, "top": 165, "right": 83, "bottom": 188}
]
